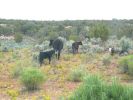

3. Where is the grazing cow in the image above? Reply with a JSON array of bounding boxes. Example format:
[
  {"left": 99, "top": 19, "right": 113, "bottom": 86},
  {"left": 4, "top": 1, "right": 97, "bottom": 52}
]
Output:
[
  {"left": 39, "top": 49, "right": 55, "bottom": 66},
  {"left": 108, "top": 47, "right": 115, "bottom": 56},
  {"left": 49, "top": 38, "right": 63, "bottom": 60},
  {"left": 119, "top": 50, "right": 128, "bottom": 56},
  {"left": 72, "top": 41, "right": 82, "bottom": 54}
]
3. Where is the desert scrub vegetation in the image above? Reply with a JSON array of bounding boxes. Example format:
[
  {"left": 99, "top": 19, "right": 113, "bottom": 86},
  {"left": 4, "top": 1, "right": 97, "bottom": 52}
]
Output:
[
  {"left": 69, "top": 75, "right": 133, "bottom": 100},
  {"left": 63, "top": 54, "right": 73, "bottom": 61},
  {"left": 119, "top": 36, "right": 133, "bottom": 52},
  {"left": 7, "top": 89, "right": 19, "bottom": 100},
  {"left": 118, "top": 55, "right": 133, "bottom": 75},
  {"left": 67, "top": 66, "right": 86, "bottom": 82},
  {"left": 11, "top": 65, "right": 24, "bottom": 78},
  {"left": 0, "top": 52, "right": 4, "bottom": 59},
  {"left": 14, "top": 33, "right": 23, "bottom": 43},
  {"left": 80, "top": 52, "right": 97, "bottom": 63},
  {"left": 20, "top": 67, "right": 46, "bottom": 91},
  {"left": 102, "top": 55, "right": 112, "bottom": 66}
]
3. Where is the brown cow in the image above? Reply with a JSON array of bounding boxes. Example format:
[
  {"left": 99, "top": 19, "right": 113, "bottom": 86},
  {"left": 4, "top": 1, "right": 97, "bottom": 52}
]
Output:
[{"left": 72, "top": 41, "right": 82, "bottom": 54}]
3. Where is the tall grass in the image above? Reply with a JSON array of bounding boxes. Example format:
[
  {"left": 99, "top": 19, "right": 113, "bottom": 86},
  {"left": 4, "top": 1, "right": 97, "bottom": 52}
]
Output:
[{"left": 69, "top": 75, "right": 133, "bottom": 100}]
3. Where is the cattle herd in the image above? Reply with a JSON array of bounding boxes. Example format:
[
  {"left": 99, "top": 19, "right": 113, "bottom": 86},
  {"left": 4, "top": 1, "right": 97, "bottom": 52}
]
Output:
[{"left": 38, "top": 37, "right": 128, "bottom": 66}]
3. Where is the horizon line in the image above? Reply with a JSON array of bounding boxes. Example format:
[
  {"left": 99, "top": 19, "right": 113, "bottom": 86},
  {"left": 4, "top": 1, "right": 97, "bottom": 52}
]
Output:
[{"left": 0, "top": 17, "right": 133, "bottom": 22}]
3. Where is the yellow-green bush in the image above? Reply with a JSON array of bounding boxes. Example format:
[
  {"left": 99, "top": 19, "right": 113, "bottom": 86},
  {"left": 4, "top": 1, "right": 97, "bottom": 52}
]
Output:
[
  {"left": 20, "top": 67, "right": 46, "bottom": 91},
  {"left": 7, "top": 89, "right": 19, "bottom": 100}
]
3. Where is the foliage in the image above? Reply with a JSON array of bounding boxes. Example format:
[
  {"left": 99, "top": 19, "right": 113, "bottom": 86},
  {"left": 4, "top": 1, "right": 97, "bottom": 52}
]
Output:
[
  {"left": 80, "top": 52, "right": 96, "bottom": 63},
  {"left": 65, "top": 40, "right": 74, "bottom": 53},
  {"left": 105, "top": 78, "right": 133, "bottom": 100},
  {"left": 90, "top": 45, "right": 104, "bottom": 53},
  {"left": 14, "top": 33, "right": 23, "bottom": 43},
  {"left": 0, "top": 39, "right": 34, "bottom": 51},
  {"left": 68, "top": 67, "right": 86, "bottom": 82},
  {"left": 105, "top": 36, "right": 120, "bottom": 50},
  {"left": 119, "top": 36, "right": 133, "bottom": 52},
  {"left": 48, "top": 31, "right": 58, "bottom": 40},
  {"left": 1, "top": 19, "right": 133, "bottom": 41},
  {"left": 7, "top": 89, "right": 19, "bottom": 100},
  {"left": 118, "top": 55, "right": 133, "bottom": 75},
  {"left": 90, "top": 37, "right": 102, "bottom": 45},
  {"left": 118, "top": 24, "right": 133, "bottom": 39},
  {"left": 81, "top": 38, "right": 104, "bottom": 53},
  {"left": 34, "top": 40, "right": 50, "bottom": 51},
  {"left": 89, "top": 22, "right": 109, "bottom": 41},
  {"left": 69, "top": 34, "right": 79, "bottom": 41},
  {"left": 69, "top": 75, "right": 133, "bottom": 100},
  {"left": 11, "top": 59, "right": 36, "bottom": 78},
  {"left": 11, "top": 65, "right": 24, "bottom": 78},
  {"left": 20, "top": 67, "right": 46, "bottom": 91}
]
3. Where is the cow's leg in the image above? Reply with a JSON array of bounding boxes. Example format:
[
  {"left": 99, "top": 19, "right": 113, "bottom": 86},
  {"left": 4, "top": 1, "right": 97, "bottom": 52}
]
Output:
[
  {"left": 39, "top": 59, "right": 43, "bottom": 66},
  {"left": 74, "top": 48, "right": 76, "bottom": 54},
  {"left": 58, "top": 51, "right": 60, "bottom": 60},
  {"left": 72, "top": 48, "right": 75, "bottom": 54},
  {"left": 49, "top": 57, "right": 51, "bottom": 64},
  {"left": 77, "top": 48, "right": 78, "bottom": 53},
  {"left": 39, "top": 56, "right": 43, "bottom": 66},
  {"left": 55, "top": 50, "right": 58, "bottom": 59}
]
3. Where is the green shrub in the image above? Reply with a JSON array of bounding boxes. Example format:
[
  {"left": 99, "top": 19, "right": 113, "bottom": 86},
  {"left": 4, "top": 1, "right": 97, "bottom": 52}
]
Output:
[
  {"left": 118, "top": 55, "right": 133, "bottom": 74},
  {"left": 69, "top": 34, "right": 79, "bottom": 41},
  {"left": 89, "top": 22, "right": 109, "bottom": 41},
  {"left": 69, "top": 75, "right": 105, "bottom": 100},
  {"left": 119, "top": 36, "right": 133, "bottom": 52},
  {"left": 105, "top": 78, "right": 133, "bottom": 100},
  {"left": 48, "top": 31, "right": 58, "bottom": 40},
  {"left": 20, "top": 67, "right": 46, "bottom": 91},
  {"left": 14, "top": 33, "right": 23, "bottom": 43},
  {"left": 68, "top": 68, "right": 85, "bottom": 82},
  {"left": 69, "top": 75, "right": 133, "bottom": 100},
  {"left": 119, "top": 56, "right": 129, "bottom": 73},
  {"left": 105, "top": 78, "right": 126, "bottom": 100}
]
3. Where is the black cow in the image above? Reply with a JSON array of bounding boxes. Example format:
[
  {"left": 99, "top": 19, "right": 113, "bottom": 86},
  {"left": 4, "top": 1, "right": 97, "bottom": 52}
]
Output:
[
  {"left": 39, "top": 49, "right": 55, "bottom": 66},
  {"left": 72, "top": 41, "right": 82, "bottom": 54},
  {"left": 119, "top": 50, "right": 128, "bottom": 56},
  {"left": 49, "top": 38, "right": 63, "bottom": 60}
]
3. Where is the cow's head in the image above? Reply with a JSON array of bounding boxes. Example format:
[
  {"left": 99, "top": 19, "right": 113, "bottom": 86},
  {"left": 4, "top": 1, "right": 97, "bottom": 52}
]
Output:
[{"left": 78, "top": 41, "right": 82, "bottom": 45}]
